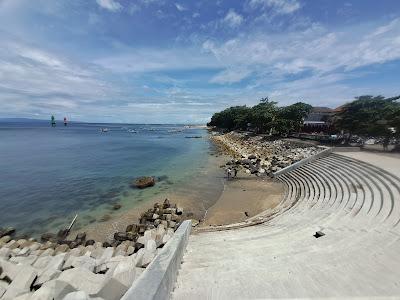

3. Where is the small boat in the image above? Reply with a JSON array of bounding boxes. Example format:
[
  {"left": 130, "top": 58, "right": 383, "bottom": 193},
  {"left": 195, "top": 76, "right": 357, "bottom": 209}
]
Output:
[
  {"left": 100, "top": 128, "right": 109, "bottom": 133},
  {"left": 127, "top": 129, "right": 138, "bottom": 133}
]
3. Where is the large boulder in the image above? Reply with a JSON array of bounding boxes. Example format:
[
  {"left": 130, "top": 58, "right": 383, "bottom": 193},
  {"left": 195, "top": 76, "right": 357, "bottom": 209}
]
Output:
[
  {"left": 30, "top": 279, "right": 76, "bottom": 300},
  {"left": 58, "top": 268, "right": 105, "bottom": 295},
  {"left": 132, "top": 176, "right": 155, "bottom": 189},
  {"left": 2, "top": 265, "right": 37, "bottom": 299},
  {"left": 92, "top": 256, "right": 137, "bottom": 300},
  {"left": 0, "top": 227, "right": 15, "bottom": 238}
]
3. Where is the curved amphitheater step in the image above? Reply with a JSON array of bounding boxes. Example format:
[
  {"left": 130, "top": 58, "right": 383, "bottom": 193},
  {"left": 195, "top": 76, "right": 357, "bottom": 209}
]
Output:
[{"left": 172, "top": 152, "right": 400, "bottom": 299}]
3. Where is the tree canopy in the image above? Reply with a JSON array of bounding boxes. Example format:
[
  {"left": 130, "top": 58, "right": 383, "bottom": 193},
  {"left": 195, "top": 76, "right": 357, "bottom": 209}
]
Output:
[
  {"left": 333, "top": 95, "right": 400, "bottom": 137},
  {"left": 207, "top": 98, "right": 312, "bottom": 134}
]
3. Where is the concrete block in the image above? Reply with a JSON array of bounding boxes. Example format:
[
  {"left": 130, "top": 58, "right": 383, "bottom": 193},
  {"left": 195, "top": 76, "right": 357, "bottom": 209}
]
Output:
[{"left": 58, "top": 267, "right": 105, "bottom": 294}]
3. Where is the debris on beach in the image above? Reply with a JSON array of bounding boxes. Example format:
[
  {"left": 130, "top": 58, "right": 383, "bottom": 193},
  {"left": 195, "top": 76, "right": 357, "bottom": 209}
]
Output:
[
  {"left": 131, "top": 176, "right": 156, "bottom": 189},
  {"left": 0, "top": 199, "right": 184, "bottom": 299}
]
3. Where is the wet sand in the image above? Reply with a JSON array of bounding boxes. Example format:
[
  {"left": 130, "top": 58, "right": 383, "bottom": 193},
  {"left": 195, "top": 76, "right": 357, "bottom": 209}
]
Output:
[{"left": 202, "top": 173, "right": 284, "bottom": 227}]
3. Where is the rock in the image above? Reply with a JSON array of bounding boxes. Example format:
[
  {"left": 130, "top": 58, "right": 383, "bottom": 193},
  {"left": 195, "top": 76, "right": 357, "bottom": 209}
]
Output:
[
  {"left": 162, "top": 198, "right": 170, "bottom": 209},
  {"left": 92, "top": 257, "right": 137, "bottom": 300},
  {"left": 2, "top": 265, "right": 37, "bottom": 300},
  {"left": 34, "top": 253, "right": 66, "bottom": 287},
  {"left": 40, "top": 241, "right": 56, "bottom": 251},
  {"left": 113, "top": 203, "right": 122, "bottom": 210},
  {"left": 0, "top": 283, "right": 7, "bottom": 298},
  {"left": 75, "top": 232, "right": 86, "bottom": 241},
  {"left": 136, "top": 267, "right": 145, "bottom": 278},
  {"left": 0, "top": 227, "right": 15, "bottom": 238},
  {"left": 0, "top": 258, "right": 22, "bottom": 281},
  {"left": 63, "top": 291, "right": 90, "bottom": 300},
  {"left": 138, "top": 250, "right": 155, "bottom": 268},
  {"left": 41, "top": 233, "right": 56, "bottom": 243},
  {"left": 5, "top": 240, "right": 18, "bottom": 250},
  {"left": 125, "top": 224, "right": 137, "bottom": 233},
  {"left": 34, "top": 255, "right": 53, "bottom": 269},
  {"left": 0, "top": 247, "right": 11, "bottom": 259},
  {"left": 168, "top": 221, "right": 176, "bottom": 228},
  {"left": 90, "top": 246, "right": 104, "bottom": 260},
  {"left": 58, "top": 268, "right": 105, "bottom": 295},
  {"left": 95, "top": 247, "right": 114, "bottom": 268},
  {"left": 40, "top": 248, "right": 55, "bottom": 257},
  {"left": 71, "top": 255, "right": 96, "bottom": 272},
  {"left": 145, "top": 240, "right": 156, "bottom": 252},
  {"left": 34, "top": 269, "right": 62, "bottom": 288},
  {"left": 13, "top": 292, "right": 33, "bottom": 300},
  {"left": 164, "top": 207, "right": 176, "bottom": 214},
  {"left": 55, "top": 244, "right": 70, "bottom": 254},
  {"left": 192, "top": 220, "right": 200, "bottom": 227},
  {"left": 176, "top": 207, "right": 183, "bottom": 215},
  {"left": 10, "top": 255, "right": 38, "bottom": 265},
  {"left": 132, "top": 176, "right": 155, "bottom": 189},
  {"left": 28, "top": 242, "right": 41, "bottom": 252},
  {"left": 127, "top": 246, "right": 135, "bottom": 256},
  {"left": 134, "top": 242, "right": 144, "bottom": 252},
  {"left": 85, "top": 240, "right": 95, "bottom": 246},
  {"left": 134, "top": 249, "right": 144, "bottom": 267},
  {"left": 171, "top": 214, "right": 180, "bottom": 222},
  {"left": 102, "top": 242, "right": 112, "bottom": 248},
  {"left": 0, "top": 235, "right": 11, "bottom": 244},
  {"left": 114, "top": 232, "right": 129, "bottom": 242},
  {"left": 31, "top": 279, "right": 76, "bottom": 300}
]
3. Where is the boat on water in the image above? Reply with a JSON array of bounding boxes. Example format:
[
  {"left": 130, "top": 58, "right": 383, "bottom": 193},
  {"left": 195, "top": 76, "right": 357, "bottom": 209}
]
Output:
[
  {"left": 127, "top": 129, "right": 138, "bottom": 133},
  {"left": 100, "top": 128, "right": 109, "bottom": 133}
]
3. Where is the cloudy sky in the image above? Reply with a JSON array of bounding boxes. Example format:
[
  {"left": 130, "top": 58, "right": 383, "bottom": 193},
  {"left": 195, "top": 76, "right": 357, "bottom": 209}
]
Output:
[{"left": 0, "top": 0, "right": 399, "bottom": 123}]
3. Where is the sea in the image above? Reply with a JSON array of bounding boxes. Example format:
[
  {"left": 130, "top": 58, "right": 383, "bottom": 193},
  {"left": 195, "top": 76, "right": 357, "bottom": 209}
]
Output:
[{"left": 0, "top": 121, "right": 224, "bottom": 238}]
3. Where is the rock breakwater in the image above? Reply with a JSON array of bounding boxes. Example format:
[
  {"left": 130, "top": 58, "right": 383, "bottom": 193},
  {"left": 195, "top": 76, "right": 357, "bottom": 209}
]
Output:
[
  {"left": 0, "top": 199, "right": 183, "bottom": 300},
  {"left": 212, "top": 132, "right": 322, "bottom": 176}
]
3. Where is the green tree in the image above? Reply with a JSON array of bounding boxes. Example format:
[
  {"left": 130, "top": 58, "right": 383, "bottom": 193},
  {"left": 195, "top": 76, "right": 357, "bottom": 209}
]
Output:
[
  {"left": 275, "top": 102, "right": 312, "bottom": 134},
  {"left": 249, "top": 99, "right": 278, "bottom": 133},
  {"left": 334, "top": 95, "right": 400, "bottom": 137}
]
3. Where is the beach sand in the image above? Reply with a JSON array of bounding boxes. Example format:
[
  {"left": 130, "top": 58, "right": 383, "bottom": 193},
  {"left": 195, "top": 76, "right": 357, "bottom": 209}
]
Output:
[{"left": 202, "top": 173, "right": 283, "bottom": 227}]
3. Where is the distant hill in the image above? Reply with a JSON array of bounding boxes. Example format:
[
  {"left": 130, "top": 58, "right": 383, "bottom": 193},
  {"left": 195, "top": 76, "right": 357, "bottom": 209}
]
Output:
[{"left": 0, "top": 118, "right": 49, "bottom": 123}]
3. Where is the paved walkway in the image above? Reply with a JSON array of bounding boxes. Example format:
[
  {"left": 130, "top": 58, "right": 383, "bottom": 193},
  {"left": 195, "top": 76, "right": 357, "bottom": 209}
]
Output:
[{"left": 172, "top": 153, "right": 400, "bottom": 299}]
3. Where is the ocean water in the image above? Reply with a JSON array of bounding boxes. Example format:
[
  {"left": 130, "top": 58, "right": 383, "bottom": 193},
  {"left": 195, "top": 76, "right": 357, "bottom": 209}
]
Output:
[{"left": 0, "top": 122, "right": 223, "bottom": 238}]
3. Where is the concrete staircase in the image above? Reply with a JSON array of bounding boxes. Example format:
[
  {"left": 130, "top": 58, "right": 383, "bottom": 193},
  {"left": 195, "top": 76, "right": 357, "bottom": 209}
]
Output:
[{"left": 172, "top": 153, "right": 400, "bottom": 299}]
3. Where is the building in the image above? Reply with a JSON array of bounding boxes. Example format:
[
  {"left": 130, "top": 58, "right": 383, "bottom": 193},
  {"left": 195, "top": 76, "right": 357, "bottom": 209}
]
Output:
[{"left": 303, "top": 106, "right": 334, "bottom": 132}]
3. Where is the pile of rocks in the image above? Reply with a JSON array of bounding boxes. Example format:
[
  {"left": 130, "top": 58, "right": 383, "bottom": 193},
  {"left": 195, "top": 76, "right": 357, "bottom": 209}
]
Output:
[
  {"left": 0, "top": 199, "right": 183, "bottom": 300},
  {"left": 216, "top": 132, "right": 322, "bottom": 176}
]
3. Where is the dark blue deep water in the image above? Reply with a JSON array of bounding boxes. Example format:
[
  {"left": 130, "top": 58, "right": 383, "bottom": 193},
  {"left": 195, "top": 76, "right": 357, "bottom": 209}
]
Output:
[{"left": 0, "top": 122, "right": 218, "bottom": 237}]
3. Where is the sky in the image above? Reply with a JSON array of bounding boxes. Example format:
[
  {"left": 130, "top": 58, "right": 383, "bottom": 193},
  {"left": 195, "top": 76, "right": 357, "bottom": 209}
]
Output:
[{"left": 0, "top": 0, "right": 399, "bottom": 124}]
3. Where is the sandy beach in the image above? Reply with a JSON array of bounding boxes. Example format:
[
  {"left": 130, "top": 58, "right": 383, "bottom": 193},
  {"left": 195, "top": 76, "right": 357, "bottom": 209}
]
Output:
[{"left": 202, "top": 175, "right": 283, "bottom": 227}]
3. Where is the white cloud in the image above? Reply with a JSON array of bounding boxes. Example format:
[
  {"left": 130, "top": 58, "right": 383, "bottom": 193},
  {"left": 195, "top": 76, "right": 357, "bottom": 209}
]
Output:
[
  {"left": 222, "top": 9, "right": 243, "bottom": 28},
  {"left": 175, "top": 3, "right": 187, "bottom": 12},
  {"left": 192, "top": 12, "right": 200, "bottom": 18},
  {"left": 96, "top": 0, "right": 122, "bottom": 12},
  {"left": 248, "top": 0, "right": 301, "bottom": 15},
  {"left": 0, "top": 40, "right": 111, "bottom": 117},
  {"left": 203, "top": 18, "right": 400, "bottom": 81},
  {"left": 95, "top": 47, "right": 221, "bottom": 73},
  {"left": 210, "top": 67, "right": 252, "bottom": 84}
]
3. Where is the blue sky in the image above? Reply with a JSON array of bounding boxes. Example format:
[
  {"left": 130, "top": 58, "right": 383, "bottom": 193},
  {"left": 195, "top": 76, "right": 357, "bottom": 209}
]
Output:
[{"left": 0, "top": 0, "right": 399, "bottom": 123}]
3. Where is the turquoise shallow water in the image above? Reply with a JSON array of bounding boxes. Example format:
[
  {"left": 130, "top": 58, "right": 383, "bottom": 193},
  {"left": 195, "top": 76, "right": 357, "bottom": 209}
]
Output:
[{"left": 0, "top": 122, "right": 222, "bottom": 237}]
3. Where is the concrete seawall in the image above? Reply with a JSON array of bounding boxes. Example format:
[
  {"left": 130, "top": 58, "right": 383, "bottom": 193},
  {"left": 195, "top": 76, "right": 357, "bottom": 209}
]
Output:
[
  {"left": 121, "top": 220, "right": 192, "bottom": 300},
  {"left": 273, "top": 146, "right": 332, "bottom": 177}
]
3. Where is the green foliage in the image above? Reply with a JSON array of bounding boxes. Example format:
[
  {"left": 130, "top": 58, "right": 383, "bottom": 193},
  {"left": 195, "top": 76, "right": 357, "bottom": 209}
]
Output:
[
  {"left": 334, "top": 95, "right": 400, "bottom": 136},
  {"left": 208, "top": 98, "right": 312, "bottom": 134}
]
